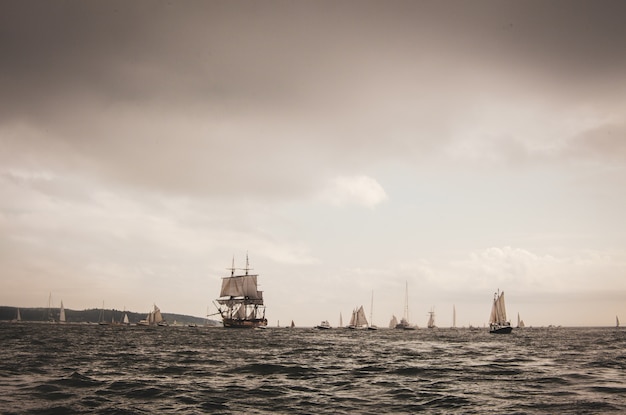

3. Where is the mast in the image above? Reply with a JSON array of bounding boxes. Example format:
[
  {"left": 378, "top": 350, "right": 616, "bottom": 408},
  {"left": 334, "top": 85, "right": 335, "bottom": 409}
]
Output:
[
  {"left": 452, "top": 305, "right": 456, "bottom": 328},
  {"left": 404, "top": 281, "right": 410, "bottom": 323},
  {"left": 370, "top": 290, "right": 375, "bottom": 328}
]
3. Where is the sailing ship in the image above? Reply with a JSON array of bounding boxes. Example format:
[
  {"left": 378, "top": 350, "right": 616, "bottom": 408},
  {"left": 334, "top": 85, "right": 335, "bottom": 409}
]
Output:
[
  {"left": 348, "top": 305, "right": 369, "bottom": 329},
  {"left": 395, "top": 281, "right": 416, "bottom": 329},
  {"left": 137, "top": 304, "right": 165, "bottom": 326},
  {"left": 489, "top": 290, "right": 512, "bottom": 334},
  {"left": 214, "top": 254, "right": 267, "bottom": 329},
  {"left": 517, "top": 312, "right": 525, "bottom": 328},
  {"left": 427, "top": 308, "right": 436, "bottom": 328}
]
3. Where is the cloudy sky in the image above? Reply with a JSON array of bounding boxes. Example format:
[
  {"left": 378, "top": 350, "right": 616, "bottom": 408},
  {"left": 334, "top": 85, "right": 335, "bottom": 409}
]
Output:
[{"left": 2, "top": 1, "right": 625, "bottom": 327}]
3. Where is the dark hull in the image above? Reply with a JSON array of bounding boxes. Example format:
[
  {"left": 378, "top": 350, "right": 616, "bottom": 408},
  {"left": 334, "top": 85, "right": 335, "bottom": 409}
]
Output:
[
  {"left": 490, "top": 325, "right": 513, "bottom": 334},
  {"left": 222, "top": 318, "right": 268, "bottom": 329}
]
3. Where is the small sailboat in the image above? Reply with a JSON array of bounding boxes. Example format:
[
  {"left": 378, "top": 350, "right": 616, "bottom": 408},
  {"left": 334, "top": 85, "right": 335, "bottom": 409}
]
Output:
[
  {"left": 315, "top": 320, "right": 332, "bottom": 329},
  {"left": 617, "top": 316, "right": 620, "bottom": 328},
  {"left": 290, "top": 320, "right": 295, "bottom": 329},
  {"left": 517, "top": 312, "right": 525, "bottom": 328},
  {"left": 395, "top": 282, "right": 416, "bottom": 330},
  {"left": 389, "top": 315, "right": 398, "bottom": 328},
  {"left": 489, "top": 290, "right": 512, "bottom": 334},
  {"left": 368, "top": 290, "right": 378, "bottom": 330},
  {"left": 59, "top": 301, "right": 66, "bottom": 323},
  {"left": 339, "top": 312, "right": 343, "bottom": 328},
  {"left": 137, "top": 304, "right": 165, "bottom": 326},
  {"left": 122, "top": 313, "right": 130, "bottom": 325},
  {"left": 98, "top": 302, "right": 110, "bottom": 325},
  {"left": 427, "top": 308, "right": 436, "bottom": 329},
  {"left": 452, "top": 305, "right": 457, "bottom": 329},
  {"left": 348, "top": 305, "right": 369, "bottom": 329}
]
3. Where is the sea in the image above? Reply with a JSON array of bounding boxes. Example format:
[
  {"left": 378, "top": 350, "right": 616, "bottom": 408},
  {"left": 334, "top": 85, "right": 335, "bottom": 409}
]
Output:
[{"left": 1, "top": 324, "right": 625, "bottom": 414}]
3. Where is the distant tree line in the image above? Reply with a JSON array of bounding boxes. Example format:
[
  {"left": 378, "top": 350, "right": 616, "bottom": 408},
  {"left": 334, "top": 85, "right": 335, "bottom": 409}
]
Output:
[{"left": 0, "top": 306, "right": 217, "bottom": 326}]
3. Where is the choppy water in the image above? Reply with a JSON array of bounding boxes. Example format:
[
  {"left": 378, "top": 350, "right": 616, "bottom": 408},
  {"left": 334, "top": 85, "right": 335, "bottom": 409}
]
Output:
[{"left": 1, "top": 324, "right": 625, "bottom": 414}]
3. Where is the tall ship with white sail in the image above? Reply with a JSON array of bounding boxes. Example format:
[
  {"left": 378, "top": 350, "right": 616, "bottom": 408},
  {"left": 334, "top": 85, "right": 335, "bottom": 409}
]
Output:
[
  {"left": 489, "top": 289, "right": 512, "bottom": 334},
  {"left": 347, "top": 305, "right": 368, "bottom": 329},
  {"left": 214, "top": 254, "right": 267, "bottom": 329},
  {"left": 137, "top": 304, "right": 165, "bottom": 326}
]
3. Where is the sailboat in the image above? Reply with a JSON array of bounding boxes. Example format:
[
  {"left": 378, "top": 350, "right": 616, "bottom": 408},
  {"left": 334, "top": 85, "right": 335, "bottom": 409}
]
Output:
[
  {"left": 617, "top": 316, "right": 620, "bottom": 328},
  {"left": 59, "top": 301, "right": 66, "bottom": 323},
  {"left": 452, "top": 305, "right": 456, "bottom": 329},
  {"left": 339, "top": 312, "right": 343, "bottom": 328},
  {"left": 98, "top": 302, "right": 109, "bottom": 325},
  {"left": 348, "top": 305, "right": 369, "bottom": 329},
  {"left": 389, "top": 315, "right": 398, "bottom": 328},
  {"left": 489, "top": 290, "right": 512, "bottom": 334},
  {"left": 395, "top": 281, "right": 416, "bottom": 330},
  {"left": 517, "top": 312, "right": 525, "bottom": 328},
  {"left": 122, "top": 313, "right": 130, "bottom": 325},
  {"left": 368, "top": 290, "right": 378, "bottom": 330},
  {"left": 214, "top": 254, "right": 267, "bottom": 329},
  {"left": 137, "top": 304, "right": 165, "bottom": 326},
  {"left": 427, "top": 308, "right": 436, "bottom": 328}
]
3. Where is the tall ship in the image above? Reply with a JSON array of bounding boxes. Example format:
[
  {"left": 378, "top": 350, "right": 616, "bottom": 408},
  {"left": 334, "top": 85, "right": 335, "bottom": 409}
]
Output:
[
  {"left": 214, "top": 254, "right": 267, "bottom": 329},
  {"left": 489, "top": 289, "right": 512, "bottom": 334}
]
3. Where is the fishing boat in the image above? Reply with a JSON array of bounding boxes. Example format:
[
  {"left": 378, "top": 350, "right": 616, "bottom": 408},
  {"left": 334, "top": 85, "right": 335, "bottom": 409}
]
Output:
[
  {"left": 489, "top": 290, "right": 512, "bottom": 334},
  {"left": 348, "top": 305, "right": 369, "bottom": 329},
  {"left": 315, "top": 320, "right": 332, "bottom": 329},
  {"left": 137, "top": 304, "right": 165, "bottom": 326},
  {"left": 395, "top": 282, "right": 416, "bottom": 330},
  {"left": 214, "top": 254, "right": 267, "bottom": 329},
  {"left": 427, "top": 308, "right": 436, "bottom": 328}
]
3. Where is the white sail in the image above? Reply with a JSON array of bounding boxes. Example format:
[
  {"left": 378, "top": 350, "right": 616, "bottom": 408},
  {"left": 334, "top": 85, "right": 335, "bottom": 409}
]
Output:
[
  {"left": 427, "top": 309, "right": 435, "bottom": 328},
  {"left": 490, "top": 291, "right": 508, "bottom": 325},
  {"left": 153, "top": 305, "right": 163, "bottom": 323},
  {"left": 617, "top": 316, "right": 620, "bottom": 328},
  {"left": 59, "top": 301, "right": 66, "bottom": 323},
  {"left": 17, "top": 308, "right": 21, "bottom": 322},
  {"left": 339, "top": 312, "right": 343, "bottom": 328},
  {"left": 452, "top": 305, "right": 456, "bottom": 328},
  {"left": 355, "top": 305, "right": 368, "bottom": 327},
  {"left": 389, "top": 315, "right": 398, "bottom": 328},
  {"left": 348, "top": 309, "right": 356, "bottom": 327},
  {"left": 123, "top": 313, "right": 129, "bottom": 324},
  {"left": 220, "top": 274, "right": 263, "bottom": 299}
]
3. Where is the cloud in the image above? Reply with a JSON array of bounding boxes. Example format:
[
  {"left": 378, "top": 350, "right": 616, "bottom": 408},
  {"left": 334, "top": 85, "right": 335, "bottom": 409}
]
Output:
[{"left": 320, "top": 175, "right": 388, "bottom": 208}]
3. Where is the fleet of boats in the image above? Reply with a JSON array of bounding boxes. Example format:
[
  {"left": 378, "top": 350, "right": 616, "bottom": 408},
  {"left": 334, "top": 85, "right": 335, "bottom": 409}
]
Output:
[{"left": 15, "top": 256, "right": 622, "bottom": 331}]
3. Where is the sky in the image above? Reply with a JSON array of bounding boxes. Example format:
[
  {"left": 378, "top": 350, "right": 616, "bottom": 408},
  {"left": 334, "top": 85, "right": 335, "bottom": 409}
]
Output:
[{"left": 1, "top": 0, "right": 625, "bottom": 327}]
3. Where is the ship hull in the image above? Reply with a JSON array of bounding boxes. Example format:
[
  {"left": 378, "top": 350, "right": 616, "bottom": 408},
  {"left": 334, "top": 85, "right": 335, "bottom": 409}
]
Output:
[
  {"left": 489, "top": 324, "right": 513, "bottom": 334},
  {"left": 222, "top": 318, "right": 268, "bottom": 329}
]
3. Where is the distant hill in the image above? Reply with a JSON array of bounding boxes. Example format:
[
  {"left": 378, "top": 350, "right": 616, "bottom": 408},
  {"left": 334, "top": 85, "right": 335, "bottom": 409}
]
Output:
[{"left": 0, "top": 306, "right": 220, "bottom": 326}]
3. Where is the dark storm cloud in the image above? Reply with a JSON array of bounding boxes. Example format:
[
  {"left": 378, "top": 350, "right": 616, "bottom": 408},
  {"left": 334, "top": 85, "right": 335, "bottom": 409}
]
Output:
[{"left": 1, "top": 0, "right": 625, "bottom": 197}]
